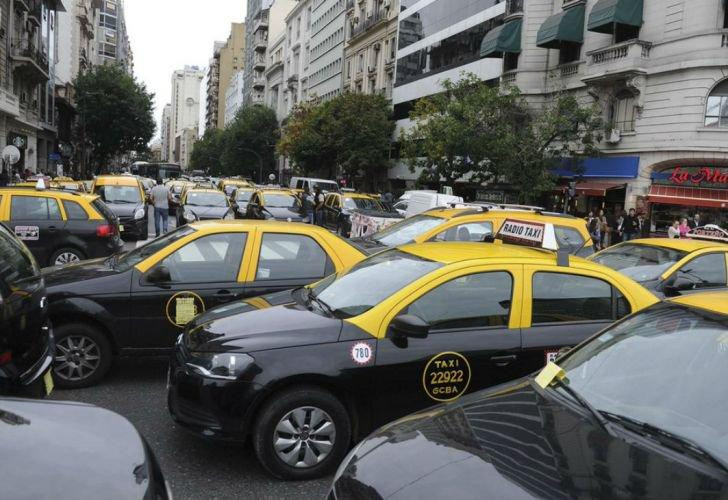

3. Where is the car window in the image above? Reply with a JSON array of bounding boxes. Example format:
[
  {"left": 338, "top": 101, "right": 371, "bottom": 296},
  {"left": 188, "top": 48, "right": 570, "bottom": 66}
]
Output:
[
  {"left": 63, "top": 200, "right": 89, "bottom": 220},
  {"left": 91, "top": 199, "right": 116, "bottom": 222},
  {"left": 590, "top": 243, "right": 688, "bottom": 283},
  {"left": 264, "top": 193, "right": 300, "bottom": 208},
  {"left": 11, "top": 196, "right": 61, "bottom": 220},
  {"left": 186, "top": 192, "right": 227, "bottom": 207},
  {"left": 256, "top": 233, "right": 330, "bottom": 280},
  {"left": 532, "top": 272, "right": 615, "bottom": 324},
  {"left": 161, "top": 232, "right": 247, "bottom": 283},
  {"left": 94, "top": 185, "right": 142, "bottom": 204},
  {"left": 403, "top": 272, "right": 512, "bottom": 330},
  {"left": 555, "top": 225, "right": 586, "bottom": 254},
  {"left": 373, "top": 214, "right": 445, "bottom": 246},
  {"left": 296, "top": 180, "right": 305, "bottom": 189},
  {"left": 0, "top": 225, "right": 39, "bottom": 284},
  {"left": 677, "top": 253, "right": 727, "bottom": 289},
  {"left": 433, "top": 222, "right": 493, "bottom": 242}
]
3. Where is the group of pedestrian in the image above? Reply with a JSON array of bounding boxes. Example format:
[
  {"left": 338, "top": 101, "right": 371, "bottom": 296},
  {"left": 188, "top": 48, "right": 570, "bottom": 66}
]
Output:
[
  {"left": 587, "top": 207, "right": 651, "bottom": 251},
  {"left": 300, "top": 186, "right": 325, "bottom": 226},
  {"left": 667, "top": 214, "right": 701, "bottom": 239}
]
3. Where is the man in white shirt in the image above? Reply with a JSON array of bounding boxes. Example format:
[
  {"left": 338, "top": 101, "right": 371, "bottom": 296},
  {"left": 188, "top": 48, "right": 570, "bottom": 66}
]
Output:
[{"left": 149, "top": 178, "right": 171, "bottom": 238}]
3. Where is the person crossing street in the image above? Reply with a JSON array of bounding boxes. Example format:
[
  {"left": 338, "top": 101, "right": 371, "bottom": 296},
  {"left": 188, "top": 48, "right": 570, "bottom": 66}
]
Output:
[{"left": 150, "top": 178, "right": 172, "bottom": 238}]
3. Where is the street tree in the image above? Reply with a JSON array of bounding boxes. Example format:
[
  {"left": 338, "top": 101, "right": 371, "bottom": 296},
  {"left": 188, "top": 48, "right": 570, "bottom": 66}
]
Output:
[
  {"left": 400, "top": 74, "right": 603, "bottom": 202},
  {"left": 190, "top": 128, "right": 225, "bottom": 175},
  {"left": 220, "top": 105, "right": 280, "bottom": 182},
  {"left": 74, "top": 64, "right": 155, "bottom": 174}
]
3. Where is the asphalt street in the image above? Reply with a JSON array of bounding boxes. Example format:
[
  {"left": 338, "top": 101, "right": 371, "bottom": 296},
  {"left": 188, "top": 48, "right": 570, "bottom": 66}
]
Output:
[{"left": 53, "top": 212, "right": 331, "bottom": 500}]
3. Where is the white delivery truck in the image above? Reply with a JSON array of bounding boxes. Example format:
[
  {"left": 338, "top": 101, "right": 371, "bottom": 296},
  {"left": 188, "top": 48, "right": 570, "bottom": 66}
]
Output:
[{"left": 405, "top": 191, "right": 464, "bottom": 218}]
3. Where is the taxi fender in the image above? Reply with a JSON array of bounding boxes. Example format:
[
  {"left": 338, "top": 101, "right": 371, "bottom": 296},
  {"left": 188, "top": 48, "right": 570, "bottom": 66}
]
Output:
[
  {"left": 55, "top": 234, "right": 88, "bottom": 254},
  {"left": 48, "top": 297, "right": 121, "bottom": 341}
]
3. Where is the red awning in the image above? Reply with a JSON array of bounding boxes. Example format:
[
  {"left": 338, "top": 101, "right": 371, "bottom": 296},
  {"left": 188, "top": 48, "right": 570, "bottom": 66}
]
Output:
[
  {"left": 648, "top": 185, "right": 728, "bottom": 208},
  {"left": 575, "top": 181, "right": 626, "bottom": 197}
]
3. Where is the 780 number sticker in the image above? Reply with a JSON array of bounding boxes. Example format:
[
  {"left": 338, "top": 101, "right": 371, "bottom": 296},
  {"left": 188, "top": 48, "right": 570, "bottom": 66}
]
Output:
[{"left": 422, "top": 351, "right": 471, "bottom": 402}]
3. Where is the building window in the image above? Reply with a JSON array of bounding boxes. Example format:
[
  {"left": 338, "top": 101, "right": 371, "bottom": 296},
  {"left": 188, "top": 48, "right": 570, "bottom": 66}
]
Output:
[
  {"left": 611, "top": 90, "right": 636, "bottom": 132},
  {"left": 503, "top": 52, "right": 519, "bottom": 72},
  {"left": 559, "top": 42, "right": 581, "bottom": 65},
  {"left": 614, "top": 23, "right": 640, "bottom": 44},
  {"left": 705, "top": 80, "right": 728, "bottom": 128}
]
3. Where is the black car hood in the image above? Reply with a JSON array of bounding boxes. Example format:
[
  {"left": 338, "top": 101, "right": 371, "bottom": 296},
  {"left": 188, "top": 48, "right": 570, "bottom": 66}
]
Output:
[
  {"left": 0, "top": 398, "right": 157, "bottom": 499},
  {"left": 187, "top": 296, "right": 341, "bottom": 353},
  {"left": 106, "top": 202, "right": 143, "bottom": 218},
  {"left": 349, "top": 236, "right": 388, "bottom": 255},
  {"left": 337, "top": 382, "right": 728, "bottom": 499},
  {"left": 42, "top": 257, "right": 128, "bottom": 294},
  {"left": 264, "top": 206, "right": 304, "bottom": 221},
  {"left": 184, "top": 205, "right": 229, "bottom": 219}
]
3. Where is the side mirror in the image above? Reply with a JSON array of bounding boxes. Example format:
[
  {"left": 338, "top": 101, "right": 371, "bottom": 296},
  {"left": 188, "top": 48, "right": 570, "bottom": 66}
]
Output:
[
  {"left": 390, "top": 314, "right": 429, "bottom": 339},
  {"left": 147, "top": 265, "right": 171, "bottom": 284}
]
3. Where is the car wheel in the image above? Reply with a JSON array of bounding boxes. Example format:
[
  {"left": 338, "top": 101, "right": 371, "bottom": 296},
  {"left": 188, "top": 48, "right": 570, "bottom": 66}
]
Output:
[
  {"left": 53, "top": 322, "right": 113, "bottom": 389},
  {"left": 50, "top": 248, "right": 85, "bottom": 267},
  {"left": 253, "top": 386, "right": 351, "bottom": 480}
]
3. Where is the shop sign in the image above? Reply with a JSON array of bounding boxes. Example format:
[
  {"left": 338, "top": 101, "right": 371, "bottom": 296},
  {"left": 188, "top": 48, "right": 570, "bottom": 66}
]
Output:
[
  {"left": 476, "top": 190, "right": 505, "bottom": 203},
  {"left": 669, "top": 167, "right": 728, "bottom": 186}
]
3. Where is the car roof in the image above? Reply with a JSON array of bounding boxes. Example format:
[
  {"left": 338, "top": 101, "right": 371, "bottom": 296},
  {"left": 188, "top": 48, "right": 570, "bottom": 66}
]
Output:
[
  {"left": 186, "top": 188, "right": 225, "bottom": 195},
  {"left": 421, "top": 207, "right": 581, "bottom": 222},
  {"left": 624, "top": 238, "right": 728, "bottom": 252},
  {"left": 0, "top": 187, "right": 98, "bottom": 202},
  {"left": 94, "top": 175, "right": 141, "bottom": 186},
  {"left": 669, "top": 291, "right": 728, "bottom": 315},
  {"left": 341, "top": 193, "right": 375, "bottom": 199},
  {"left": 258, "top": 188, "right": 295, "bottom": 194},
  {"left": 397, "top": 241, "right": 574, "bottom": 265},
  {"left": 221, "top": 179, "right": 251, "bottom": 185},
  {"left": 188, "top": 219, "right": 333, "bottom": 234}
]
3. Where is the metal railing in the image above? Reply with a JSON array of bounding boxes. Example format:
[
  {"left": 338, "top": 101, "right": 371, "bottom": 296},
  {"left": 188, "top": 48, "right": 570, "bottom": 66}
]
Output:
[
  {"left": 350, "top": 8, "right": 386, "bottom": 39},
  {"left": 11, "top": 38, "right": 49, "bottom": 73}
]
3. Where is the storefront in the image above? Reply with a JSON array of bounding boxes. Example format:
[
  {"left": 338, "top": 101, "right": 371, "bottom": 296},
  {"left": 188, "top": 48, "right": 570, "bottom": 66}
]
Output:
[{"left": 647, "top": 165, "right": 728, "bottom": 234}]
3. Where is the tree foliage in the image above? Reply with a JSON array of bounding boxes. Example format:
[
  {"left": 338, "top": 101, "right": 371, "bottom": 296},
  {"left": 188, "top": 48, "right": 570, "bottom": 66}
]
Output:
[
  {"left": 278, "top": 93, "right": 394, "bottom": 190},
  {"left": 190, "top": 128, "right": 224, "bottom": 174},
  {"left": 74, "top": 64, "right": 155, "bottom": 172},
  {"left": 400, "top": 74, "right": 603, "bottom": 202}
]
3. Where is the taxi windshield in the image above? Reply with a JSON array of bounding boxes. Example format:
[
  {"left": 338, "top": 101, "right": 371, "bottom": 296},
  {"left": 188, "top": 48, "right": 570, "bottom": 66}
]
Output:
[
  {"left": 558, "top": 302, "right": 728, "bottom": 465},
  {"left": 265, "top": 194, "right": 300, "bottom": 208},
  {"left": 309, "top": 249, "right": 442, "bottom": 318},
  {"left": 371, "top": 214, "right": 444, "bottom": 246},
  {"left": 94, "top": 185, "right": 141, "bottom": 204},
  {"left": 236, "top": 190, "right": 253, "bottom": 202},
  {"left": 186, "top": 192, "right": 227, "bottom": 207},
  {"left": 591, "top": 243, "right": 688, "bottom": 283},
  {"left": 115, "top": 225, "right": 196, "bottom": 270}
]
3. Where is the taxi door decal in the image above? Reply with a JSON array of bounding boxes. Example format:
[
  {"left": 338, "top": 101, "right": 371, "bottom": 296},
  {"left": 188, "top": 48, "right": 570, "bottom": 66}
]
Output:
[
  {"left": 165, "top": 291, "right": 206, "bottom": 327},
  {"left": 14, "top": 225, "right": 40, "bottom": 241},
  {"left": 422, "top": 351, "right": 471, "bottom": 403}
]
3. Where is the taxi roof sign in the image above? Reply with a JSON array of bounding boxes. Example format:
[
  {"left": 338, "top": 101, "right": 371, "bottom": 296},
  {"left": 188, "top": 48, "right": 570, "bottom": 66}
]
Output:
[
  {"left": 496, "top": 219, "right": 559, "bottom": 251},
  {"left": 687, "top": 225, "right": 728, "bottom": 243}
]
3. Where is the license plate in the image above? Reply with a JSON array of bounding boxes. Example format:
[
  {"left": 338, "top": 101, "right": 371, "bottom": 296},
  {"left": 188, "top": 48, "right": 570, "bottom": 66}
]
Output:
[
  {"left": 43, "top": 370, "right": 54, "bottom": 395},
  {"left": 119, "top": 225, "right": 125, "bottom": 232},
  {"left": 545, "top": 350, "right": 559, "bottom": 365}
]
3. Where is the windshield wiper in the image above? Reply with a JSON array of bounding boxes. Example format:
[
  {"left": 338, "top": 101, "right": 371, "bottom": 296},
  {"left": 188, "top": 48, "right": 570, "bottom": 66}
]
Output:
[
  {"left": 601, "top": 412, "right": 728, "bottom": 475},
  {"left": 539, "top": 378, "right": 613, "bottom": 435}
]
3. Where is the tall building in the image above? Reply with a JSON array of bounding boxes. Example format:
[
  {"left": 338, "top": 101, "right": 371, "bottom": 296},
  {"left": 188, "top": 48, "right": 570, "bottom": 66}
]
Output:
[
  {"left": 225, "top": 70, "right": 245, "bottom": 126},
  {"left": 343, "top": 0, "right": 398, "bottom": 98},
  {"left": 95, "top": 0, "right": 133, "bottom": 73},
  {"left": 308, "top": 0, "right": 346, "bottom": 101},
  {"left": 167, "top": 66, "right": 204, "bottom": 168},
  {"left": 282, "top": 0, "right": 313, "bottom": 109},
  {"left": 216, "top": 23, "right": 245, "bottom": 129},
  {"left": 205, "top": 41, "right": 224, "bottom": 131},
  {"left": 160, "top": 103, "right": 171, "bottom": 161},
  {"left": 244, "top": 0, "right": 270, "bottom": 106},
  {"left": 250, "top": 0, "right": 296, "bottom": 106}
]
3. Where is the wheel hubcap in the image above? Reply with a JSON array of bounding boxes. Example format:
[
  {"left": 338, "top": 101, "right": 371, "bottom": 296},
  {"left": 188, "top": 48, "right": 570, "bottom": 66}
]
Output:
[
  {"left": 54, "top": 335, "right": 101, "bottom": 381},
  {"left": 273, "top": 406, "right": 336, "bottom": 468},
  {"left": 55, "top": 252, "right": 80, "bottom": 266}
]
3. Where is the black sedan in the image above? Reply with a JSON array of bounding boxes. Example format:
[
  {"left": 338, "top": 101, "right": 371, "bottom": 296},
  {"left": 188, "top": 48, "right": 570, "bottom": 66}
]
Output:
[
  {"left": 330, "top": 292, "right": 728, "bottom": 499},
  {"left": 177, "top": 188, "right": 235, "bottom": 226},
  {"left": 245, "top": 188, "right": 307, "bottom": 222},
  {"left": 0, "top": 397, "right": 170, "bottom": 499}
]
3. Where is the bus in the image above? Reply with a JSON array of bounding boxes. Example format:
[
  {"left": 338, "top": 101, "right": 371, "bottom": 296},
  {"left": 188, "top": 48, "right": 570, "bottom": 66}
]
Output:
[{"left": 131, "top": 162, "right": 182, "bottom": 181}]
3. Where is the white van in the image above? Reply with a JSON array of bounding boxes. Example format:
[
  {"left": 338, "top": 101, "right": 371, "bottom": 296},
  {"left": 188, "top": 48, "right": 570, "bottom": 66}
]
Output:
[
  {"left": 290, "top": 177, "right": 340, "bottom": 193},
  {"left": 405, "top": 191, "right": 464, "bottom": 218}
]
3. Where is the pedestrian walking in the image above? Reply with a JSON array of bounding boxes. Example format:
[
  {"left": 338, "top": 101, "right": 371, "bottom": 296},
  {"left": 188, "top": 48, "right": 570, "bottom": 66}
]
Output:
[
  {"left": 638, "top": 213, "right": 650, "bottom": 238},
  {"left": 313, "top": 186, "right": 325, "bottom": 227},
  {"left": 301, "top": 186, "right": 315, "bottom": 224},
  {"left": 150, "top": 177, "right": 171, "bottom": 238},
  {"left": 598, "top": 209, "right": 608, "bottom": 249},
  {"left": 622, "top": 208, "right": 638, "bottom": 241},
  {"left": 668, "top": 220, "right": 681, "bottom": 239},
  {"left": 587, "top": 211, "right": 601, "bottom": 251},
  {"left": 679, "top": 217, "right": 690, "bottom": 238},
  {"left": 0, "top": 168, "right": 8, "bottom": 187}
]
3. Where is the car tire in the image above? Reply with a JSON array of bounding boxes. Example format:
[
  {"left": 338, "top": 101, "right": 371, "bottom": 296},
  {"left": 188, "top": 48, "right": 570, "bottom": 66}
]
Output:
[
  {"left": 49, "top": 247, "right": 85, "bottom": 267},
  {"left": 53, "top": 322, "right": 113, "bottom": 389},
  {"left": 253, "top": 386, "right": 351, "bottom": 480}
]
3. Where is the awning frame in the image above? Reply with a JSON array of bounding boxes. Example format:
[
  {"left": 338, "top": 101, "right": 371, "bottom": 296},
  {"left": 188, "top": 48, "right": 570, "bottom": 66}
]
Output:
[
  {"left": 587, "top": 0, "right": 644, "bottom": 35},
  {"left": 537, "top": 5, "right": 585, "bottom": 50},
  {"left": 480, "top": 19, "right": 523, "bottom": 58}
]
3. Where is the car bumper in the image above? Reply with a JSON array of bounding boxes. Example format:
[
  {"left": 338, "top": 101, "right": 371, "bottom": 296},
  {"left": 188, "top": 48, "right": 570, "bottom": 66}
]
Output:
[
  {"left": 0, "top": 325, "right": 55, "bottom": 398},
  {"left": 86, "top": 236, "right": 124, "bottom": 258},
  {"left": 167, "top": 342, "right": 261, "bottom": 441},
  {"left": 118, "top": 217, "right": 147, "bottom": 238}
]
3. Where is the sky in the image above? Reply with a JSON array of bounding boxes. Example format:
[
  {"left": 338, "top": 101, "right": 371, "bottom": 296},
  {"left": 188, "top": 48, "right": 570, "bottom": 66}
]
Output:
[{"left": 124, "top": 0, "right": 246, "bottom": 141}]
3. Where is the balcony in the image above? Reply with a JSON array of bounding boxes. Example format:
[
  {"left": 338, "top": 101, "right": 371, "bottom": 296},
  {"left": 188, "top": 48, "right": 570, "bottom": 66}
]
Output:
[
  {"left": 349, "top": 8, "right": 387, "bottom": 40},
  {"left": 0, "top": 88, "right": 19, "bottom": 117},
  {"left": 505, "top": 0, "right": 523, "bottom": 18},
  {"left": 558, "top": 61, "right": 580, "bottom": 78},
  {"left": 28, "top": 0, "right": 42, "bottom": 26},
  {"left": 585, "top": 39, "right": 651, "bottom": 82},
  {"left": 251, "top": 93, "right": 265, "bottom": 105},
  {"left": 14, "top": 0, "right": 30, "bottom": 12},
  {"left": 252, "top": 76, "right": 266, "bottom": 89},
  {"left": 253, "top": 13, "right": 269, "bottom": 34},
  {"left": 253, "top": 35, "right": 268, "bottom": 52},
  {"left": 287, "top": 74, "right": 299, "bottom": 87},
  {"left": 253, "top": 55, "right": 266, "bottom": 71},
  {"left": 10, "top": 38, "right": 50, "bottom": 83}
]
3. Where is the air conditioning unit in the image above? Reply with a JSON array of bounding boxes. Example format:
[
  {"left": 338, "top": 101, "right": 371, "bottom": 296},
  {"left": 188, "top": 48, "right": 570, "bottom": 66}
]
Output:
[{"left": 606, "top": 129, "right": 621, "bottom": 144}]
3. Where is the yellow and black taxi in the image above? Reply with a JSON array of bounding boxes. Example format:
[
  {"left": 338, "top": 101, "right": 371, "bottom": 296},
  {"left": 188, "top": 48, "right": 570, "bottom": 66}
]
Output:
[
  {"left": 330, "top": 291, "right": 728, "bottom": 499},
  {"left": 176, "top": 188, "right": 234, "bottom": 226},
  {"left": 0, "top": 223, "right": 54, "bottom": 398},
  {"left": 218, "top": 178, "right": 253, "bottom": 197},
  {"left": 245, "top": 188, "right": 306, "bottom": 222},
  {"left": 322, "top": 192, "right": 402, "bottom": 237},
  {"left": 590, "top": 226, "right": 728, "bottom": 297},
  {"left": 42, "top": 220, "right": 364, "bottom": 389},
  {"left": 167, "top": 221, "right": 656, "bottom": 480},
  {"left": 0, "top": 186, "right": 123, "bottom": 266},
  {"left": 351, "top": 206, "right": 594, "bottom": 256},
  {"left": 91, "top": 175, "right": 148, "bottom": 240},
  {"left": 51, "top": 177, "right": 87, "bottom": 192}
]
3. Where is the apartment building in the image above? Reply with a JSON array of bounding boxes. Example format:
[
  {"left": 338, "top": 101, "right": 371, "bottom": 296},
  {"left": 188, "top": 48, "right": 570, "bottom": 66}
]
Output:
[
  {"left": 283, "top": 0, "right": 313, "bottom": 108},
  {"left": 343, "top": 0, "right": 398, "bottom": 98},
  {"left": 205, "top": 41, "right": 225, "bottom": 131},
  {"left": 216, "top": 23, "right": 245, "bottom": 129},
  {"left": 160, "top": 103, "right": 171, "bottom": 161},
  {"left": 95, "top": 0, "right": 132, "bottom": 74},
  {"left": 225, "top": 70, "right": 245, "bottom": 125},
  {"left": 251, "top": 0, "right": 296, "bottom": 106},
  {"left": 244, "top": 0, "right": 270, "bottom": 106},
  {"left": 308, "top": 0, "right": 346, "bottom": 101},
  {"left": 480, "top": 0, "right": 728, "bottom": 232},
  {"left": 167, "top": 66, "right": 204, "bottom": 168}
]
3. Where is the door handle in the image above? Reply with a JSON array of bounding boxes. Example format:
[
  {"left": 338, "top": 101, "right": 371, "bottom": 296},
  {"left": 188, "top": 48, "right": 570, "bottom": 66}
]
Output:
[
  {"left": 47, "top": 226, "right": 57, "bottom": 232},
  {"left": 490, "top": 354, "right": 517, "bottom": 367},
  {"left": 215, "top": 290, "right": 240, "bottom": 300}
]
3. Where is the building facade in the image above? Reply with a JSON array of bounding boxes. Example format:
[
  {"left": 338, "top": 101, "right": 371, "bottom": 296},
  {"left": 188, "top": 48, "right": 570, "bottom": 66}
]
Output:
[
  {"left": 283, "top": 0, "right": 313, "bottom": 109},
  {"left": 251, "top": 0, "right": 296, "bottom": 106},
  {"left": 483, "top": 0, "right": 728, "bottom": 232},
  {"left": 224, "top": 69, "right": 245, "bottom": 125},
  {"left": 167, "top": 66, "right": 204, "bottom": 168},
  {"left": 244, "top": 0, "right": 270, "bottom": 106},
  {"left": 308, "top": 0, "right": 346, "bottom": 101},
  {"left": 343, "top": 0, "right": 398, "bottom": 98},
  {"left": 205, "top": 41, "right": 224, "bottom": 131},
  {"left": 216, "top": 22, "right": 245, "bottom": 129},
  {"left": 94, "top": 0, "right": 132, "bottom": 73},
  {"left": 160, "top": 103, "right": 171, "bottom": 161}
]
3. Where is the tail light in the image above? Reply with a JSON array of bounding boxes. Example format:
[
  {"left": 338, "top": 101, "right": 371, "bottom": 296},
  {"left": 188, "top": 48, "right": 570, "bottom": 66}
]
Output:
[
  {"left": 0, "top": 351, "right": 12, "bottom": 366},
  {"left": 96, "top": 223, "right": 116, "bottom": 238}
]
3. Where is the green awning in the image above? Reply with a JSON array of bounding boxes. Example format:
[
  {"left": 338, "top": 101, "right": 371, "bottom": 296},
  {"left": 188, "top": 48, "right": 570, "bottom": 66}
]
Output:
[
  {"left": 587, "top": 0, "right": 643, "bottom": 34},
  {"left": 537, "top": 5, "right": 585, "bottom": 49},
  {"left": 480, "top": 19, "right": 522, "bottom": 57}
]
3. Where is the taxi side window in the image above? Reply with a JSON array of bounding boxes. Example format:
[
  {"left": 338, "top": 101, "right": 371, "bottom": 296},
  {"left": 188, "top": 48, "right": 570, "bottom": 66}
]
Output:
[
  {"left": 677, "top": 253, "right": 727, "bottom": 288},
  {"left": 160, "top": 232, "right": 247, "bottom": 283},
  {"left": 11, "top": 196, "right": 62, "bottom": 220},
  {"left": 532, "top": 272, "right": 624, "bottom": 324},
  {"left": 402, "top": 272, "right": 513, "bottom": 331},
  {"left": 62, "top": 200, "right": 89, "bottom": 221},
  {"left": 433, "top": 222, "right": 493, "bottom": 242},
  {"left": 256, "top": 233, "right": 331, "bottom": 280}
]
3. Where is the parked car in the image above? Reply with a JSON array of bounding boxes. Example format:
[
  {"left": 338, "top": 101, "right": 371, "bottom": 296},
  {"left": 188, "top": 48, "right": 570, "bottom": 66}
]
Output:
[
  {"left": 245, "top": 188, "right": 307, "bottom": 222},
  {"left": 91, "top": 175, "right": 148, "bottom": 240},
  {"left": 322, "top": 192, "right": 402, "bottom": 237},
  {"left": 218, "top": 178, "right": 253, "bottom": 197},
  {"left": 176, "top": 188, "right": 234, "bottom": 226},
  {"left": 231, "top": 187, "right": 256, "bottom": 218}
]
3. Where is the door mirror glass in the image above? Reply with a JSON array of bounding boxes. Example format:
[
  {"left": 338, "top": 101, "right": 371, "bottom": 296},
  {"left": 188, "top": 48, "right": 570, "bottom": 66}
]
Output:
[
  {"left": 147, "top": 265, "right": 172, "bottom": 283},
  {"left": 390, "top": 314, "right": 430, "bottom": 339}
]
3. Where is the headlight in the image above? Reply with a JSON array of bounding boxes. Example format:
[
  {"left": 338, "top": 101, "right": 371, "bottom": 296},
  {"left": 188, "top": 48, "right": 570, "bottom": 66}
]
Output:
[
  {"left": 184, "top": 210, "right": 197, "bottom": 222},
  {"left": 134, "top": 207, "right": 145, "bottom": 220},
  {"left": 223, "top": 211, "right": 234, "bottom": 220},
  {"left": 186, "top": 352, "right": 254, "bottom": 380}
]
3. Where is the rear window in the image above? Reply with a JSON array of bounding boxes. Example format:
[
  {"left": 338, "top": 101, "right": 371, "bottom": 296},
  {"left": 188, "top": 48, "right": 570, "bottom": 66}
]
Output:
[
  {"left": 0, "top": 224, "right": 39, "bottom": 284},
  {"left": 63, "top": 200, "right": 89, "bottom": 221},
  {"left": 91, "top": 199, "right": 117, "bottom": 222}
]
